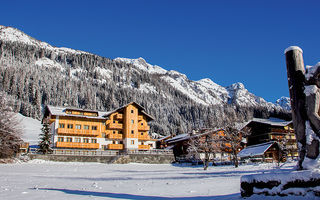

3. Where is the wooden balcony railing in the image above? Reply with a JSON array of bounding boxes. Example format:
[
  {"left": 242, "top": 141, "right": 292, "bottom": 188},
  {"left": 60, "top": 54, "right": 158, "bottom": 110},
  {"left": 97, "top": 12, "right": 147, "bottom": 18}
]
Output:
[
  {"left": 57, "top": 128, "right": 99, "bottom": 136},
  {"left": 115, "top": 114, "right": 123, "bottom": 120},
  {"left": 56, "top": 142, "right": 99, "bottom": 149},
  {"left": 138, "top": 145, "right": 150, "bottom": 150},
  {"left": 107, "top": 123, "right": 123, "bottom": 129},
  {"left": 138, "top": 135, "right": 151, "bottom": 140},
  {"left": 108, "top": 134, "right": 123, "bottom": 139},
  {"left": 138, "top": 125, "right": 150, "bottom": 131},
  {"left": 108, "top": 144, "right": 124, "bottom": 150}
]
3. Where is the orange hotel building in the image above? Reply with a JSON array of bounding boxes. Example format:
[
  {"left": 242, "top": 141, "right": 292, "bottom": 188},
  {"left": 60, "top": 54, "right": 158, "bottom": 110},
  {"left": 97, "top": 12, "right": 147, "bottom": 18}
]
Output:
[{"left": 43, "top": 102, "right": 156, "bottom": 151}]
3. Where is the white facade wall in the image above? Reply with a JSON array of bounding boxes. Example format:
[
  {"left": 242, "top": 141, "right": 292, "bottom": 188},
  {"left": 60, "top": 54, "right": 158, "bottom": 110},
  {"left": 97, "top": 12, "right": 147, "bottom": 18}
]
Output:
[{"left": 124, "top": 138, "right": 138, "bottom": 149}]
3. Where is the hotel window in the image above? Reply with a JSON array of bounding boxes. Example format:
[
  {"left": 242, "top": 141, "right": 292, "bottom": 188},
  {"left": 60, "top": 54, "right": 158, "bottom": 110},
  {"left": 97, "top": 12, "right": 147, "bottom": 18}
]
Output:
[
  {"left": 84, "top": 125, "right": 89, "bottom": 130},
  {"left": 131, "top": 140, "right": 135, "bottom": 145},
  {"left": 74, "top": 138, "right": 81, "bottom": 143},
  {"left": 113, "top": 120, "right": 116, "bottom": 123},
  {"left": 59, "top": 123, "right": 65, "bottom": 128},
  {"left": 140, "top": 132, "right": 143, "bottom": 135},
  {"left": 58, "top": 137, "right": 64, "bottom": 142},
  {"left": 75, "top": 124, "right": 81, "bottom": 129},
  {"left": 83, "top": 138, "right": 89, "bottom": 143},
  {"left": 131, "top": 110, "right": 134, "bottom": 113},
  {"left": 119, "top": 131, "right": 123, "bottom": 134},
  {"left": 141, "top": 123, "right": 143, "bottom": 125},
  {"left": 119, "top": 141, "right": 123, "bottom": 144},
  {"left": 66, "top": 137, "right": 72, "bottom": 142},
  {"left": 113, "top": 130, "right": 116, "bottom": 134},
  {"left": 113, "top": 140, "right": 116, "bottom": 144},
  {"left": 67, "top": 124, "right": 73, "bottom": 129},
  {"left": 149, "top": 144, "right": 153, "bottom": 147},
  {"left": 91, "top": 139, "right": 97, "bottom": 143},
  {"left": 131, "top": 130, "right": 134, "bottom": 134},
  {"left": 141, "top": 142, "right": 144, "bottom": 145},
  {"left": 92, "top": 126, "right": 97, "bottom": 130},
  {"left": 131, "top": 120, "right": 134, "bottom": 124}
]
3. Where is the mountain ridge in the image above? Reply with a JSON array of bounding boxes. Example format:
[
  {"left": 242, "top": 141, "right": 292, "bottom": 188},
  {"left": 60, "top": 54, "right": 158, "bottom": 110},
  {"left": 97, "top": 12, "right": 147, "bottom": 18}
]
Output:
[{"left": 0, "top": 25, "right": 291, "bottom": 135}]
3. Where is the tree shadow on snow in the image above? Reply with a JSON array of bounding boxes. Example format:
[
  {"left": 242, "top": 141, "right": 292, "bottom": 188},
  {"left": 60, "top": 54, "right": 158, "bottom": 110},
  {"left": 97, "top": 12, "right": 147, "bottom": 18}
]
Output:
[{"left": 32, "top": 188, "right": 241, "bottom": 200}]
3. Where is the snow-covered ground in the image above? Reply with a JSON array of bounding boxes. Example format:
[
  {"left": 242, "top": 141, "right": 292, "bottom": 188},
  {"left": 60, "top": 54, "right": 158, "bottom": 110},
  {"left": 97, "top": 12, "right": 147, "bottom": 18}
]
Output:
[{"left": 0, "top": 161, "right": 317, "bottom": 200}]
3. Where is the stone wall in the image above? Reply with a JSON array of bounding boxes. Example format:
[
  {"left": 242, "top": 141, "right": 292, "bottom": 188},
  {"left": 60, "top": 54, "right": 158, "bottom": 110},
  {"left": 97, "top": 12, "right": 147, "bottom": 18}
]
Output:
[{"left": 29, "top": 153, "right": 175, "bottom": 164}]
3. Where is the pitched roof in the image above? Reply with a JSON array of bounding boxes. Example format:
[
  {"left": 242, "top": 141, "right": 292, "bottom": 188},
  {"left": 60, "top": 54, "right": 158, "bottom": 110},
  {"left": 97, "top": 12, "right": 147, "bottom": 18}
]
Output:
[
  {"left": 46, "top": 105, "right": 109, "bottom": 120},
  {"left": 44, "top": 101, "right": 154, "bottom": 121},
  {"left": 243, "top": 117, "right": 292, "bottom": 128},
  {"left": 102, "top": 102, "right": 154, "bottom": 121},
  {"left": 237, "top": 141, "right": 277, "bottom": 158},
  {"left": 166, "top": 128, "right": 224, "bottom": 144}
]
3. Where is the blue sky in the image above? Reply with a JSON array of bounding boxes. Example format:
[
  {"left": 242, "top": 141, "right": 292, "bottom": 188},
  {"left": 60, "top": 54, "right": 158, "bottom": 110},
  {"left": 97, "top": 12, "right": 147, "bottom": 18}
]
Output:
[{"left": 1, "top": 0, "right": 320, "bottom": 102}]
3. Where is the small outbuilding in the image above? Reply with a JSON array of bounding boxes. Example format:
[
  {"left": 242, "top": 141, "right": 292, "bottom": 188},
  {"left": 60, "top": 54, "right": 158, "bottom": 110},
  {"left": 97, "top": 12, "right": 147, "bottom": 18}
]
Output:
[{"left": 237, "top": 141, "right": 281, "bottom": 163}]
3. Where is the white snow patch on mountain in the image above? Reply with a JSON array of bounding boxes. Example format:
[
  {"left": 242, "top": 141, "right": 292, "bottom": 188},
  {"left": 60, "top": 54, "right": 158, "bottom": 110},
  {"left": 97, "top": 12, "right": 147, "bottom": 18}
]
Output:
[
  {"left": 0, "top": 25, "right": 89, "bottom": 55},
  {"left": 14, "top": 113, "right": 41, "bottom": 145},
  {"left": 35, "top": 57, "right": 64, "bottom": 71},
  {"left": 94, "top": 66, "right": 112, "bottom": 79},
  {"left": 275, "top": 96, "right": 291, "bottom": 111},
  {"left": 139, "top": 83, "right": 157, "bottom": 94},
  {"left": 114, "top": 57, "right": 167, "bottom": 74}
]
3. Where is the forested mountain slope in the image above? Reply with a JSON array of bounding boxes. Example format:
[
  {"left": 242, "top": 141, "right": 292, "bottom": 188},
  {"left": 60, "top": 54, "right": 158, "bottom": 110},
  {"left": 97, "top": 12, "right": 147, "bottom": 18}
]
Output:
[{"left": 0, "top": 25, "right": 291, "bottom": 135}]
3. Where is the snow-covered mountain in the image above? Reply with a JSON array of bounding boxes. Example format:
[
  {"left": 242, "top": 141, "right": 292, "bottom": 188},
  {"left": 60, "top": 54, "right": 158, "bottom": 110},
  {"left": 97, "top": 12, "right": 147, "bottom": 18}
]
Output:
[
  {"left": 116, "top": 56, "right": 286, "bottom": 110},
  {"left": 275, "top": 97, "right": 291, "bottom": 111},
  {"left": 0, "top": 25, "right": 291, "bottom": 134}
]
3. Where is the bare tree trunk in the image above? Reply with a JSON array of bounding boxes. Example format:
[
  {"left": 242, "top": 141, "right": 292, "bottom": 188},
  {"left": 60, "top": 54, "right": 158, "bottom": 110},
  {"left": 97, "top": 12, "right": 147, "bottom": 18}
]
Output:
[
  {"left": 203, "top": 152, "right": 209, "bottom": 170},
  {"left": 233, "top": 150, "right": 239, "bottom": 168}
]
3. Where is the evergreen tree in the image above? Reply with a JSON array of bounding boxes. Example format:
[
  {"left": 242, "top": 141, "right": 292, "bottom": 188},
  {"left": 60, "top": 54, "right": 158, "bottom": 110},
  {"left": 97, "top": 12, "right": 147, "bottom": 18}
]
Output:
[{"left": 38, "top": 123, "right": 52, "bottom": 154}]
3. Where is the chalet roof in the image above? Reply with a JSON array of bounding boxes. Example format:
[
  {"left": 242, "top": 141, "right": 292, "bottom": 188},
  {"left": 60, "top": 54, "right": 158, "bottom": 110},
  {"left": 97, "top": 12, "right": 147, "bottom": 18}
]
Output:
[
  {"left": 44, "top": 101, "right": 154, "bottom": 121},
  {"left": 166, "top": 128, "right": 224, "bottom": 144},
  {"left": 166, "top": 133, "right": 189, "bottom": 143},
  {"left": 244, "top": 117, "right": 292, "bottom": 128},
  {"left": 102, "top": 102, "right": 154, "bottom": 121},
  {"left": 157, "top": 135, "right": 172, "bottom": 141},
  {"left": 237, "top": 141, "right": 277, "bottom": 158},
  {"left": 46, "top": 105, "right": 108, "bottom": 120}
]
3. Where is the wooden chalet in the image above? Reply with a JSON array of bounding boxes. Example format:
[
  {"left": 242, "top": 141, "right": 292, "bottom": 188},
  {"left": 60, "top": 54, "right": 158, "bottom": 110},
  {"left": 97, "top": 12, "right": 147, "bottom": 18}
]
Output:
[
  {"left": 238, "top": 141, "right": 281, "bottom": 163},
  {"left": 164, "top": 128, "right": 236, "bottom": 162},
  {"left": 242, "top": 117, "right": 298, "bottom": 159}
]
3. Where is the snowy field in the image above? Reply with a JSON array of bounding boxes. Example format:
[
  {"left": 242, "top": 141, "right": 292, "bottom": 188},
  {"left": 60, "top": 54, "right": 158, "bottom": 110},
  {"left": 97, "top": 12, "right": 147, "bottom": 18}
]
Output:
[{"left": 1, "top": 160, "right": 317, "bottom": 200}]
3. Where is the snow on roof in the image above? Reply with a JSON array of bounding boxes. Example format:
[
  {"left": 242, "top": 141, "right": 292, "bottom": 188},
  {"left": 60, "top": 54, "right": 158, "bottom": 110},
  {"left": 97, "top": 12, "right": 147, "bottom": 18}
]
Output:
[
  {"left": 46, "top": 102, "right": 154, "bottom": 121},
  {"left": 246, "top": 117, "right": 292, "bottom": 127},
  {"left": 166, "top": 128, "right": 223, "bottom": 144},
  {"left": 157, "top": 135, "right": 172, "bottom": 141},
  {"left": 47, "top": 105, "right": 108, "bottom": 120},
  {"left": 166, "top": 133, "right": 189, "bottom": 143},
  {"left": 102, "top": 102, "right": 154, "bottom": 121},
  {"left": 238, "top": 141, "right": 276, "bottom": 158}
]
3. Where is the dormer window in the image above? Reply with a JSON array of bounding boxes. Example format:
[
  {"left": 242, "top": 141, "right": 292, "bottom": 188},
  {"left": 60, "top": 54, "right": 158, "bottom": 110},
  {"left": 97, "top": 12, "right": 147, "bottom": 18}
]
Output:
[{"left": 131, "top": 110, "right": 134, "bottom": 113}]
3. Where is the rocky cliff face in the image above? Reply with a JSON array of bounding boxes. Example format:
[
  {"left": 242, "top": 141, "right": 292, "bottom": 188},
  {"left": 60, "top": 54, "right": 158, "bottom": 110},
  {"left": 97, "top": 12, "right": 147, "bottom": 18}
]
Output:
[{"left": 0, "top": 25, "right": 291, "bottom": 135}]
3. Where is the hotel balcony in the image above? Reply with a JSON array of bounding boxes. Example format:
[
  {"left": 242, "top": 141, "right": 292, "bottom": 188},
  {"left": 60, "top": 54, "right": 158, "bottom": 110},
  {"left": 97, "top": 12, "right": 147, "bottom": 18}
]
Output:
[
  {"left": 107, "top": 134, "right": 123, "bottom": 139},
  {"left": 56, "top": 142, "right": 99, "bottom": 149},
  {"left": 138, "top": 135, "right": 151, "bottom": 140},
  {"left": 138, "top": 125, "right": 150, "bottom": 131},
  {"left": 138, "top": 145, "right": 150, "bottom": 150},
  {"left": 107, "top": 123, "right": 123, "bottom": 129},
  {"left": 115, "top": 113, "right": 123, "bottom": 120},
  {"left": 57, "top": 128, "right": 99, "bottom": 137},
  {"left": 108, "top": 144, "right": 124, "bottom": 150}
]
